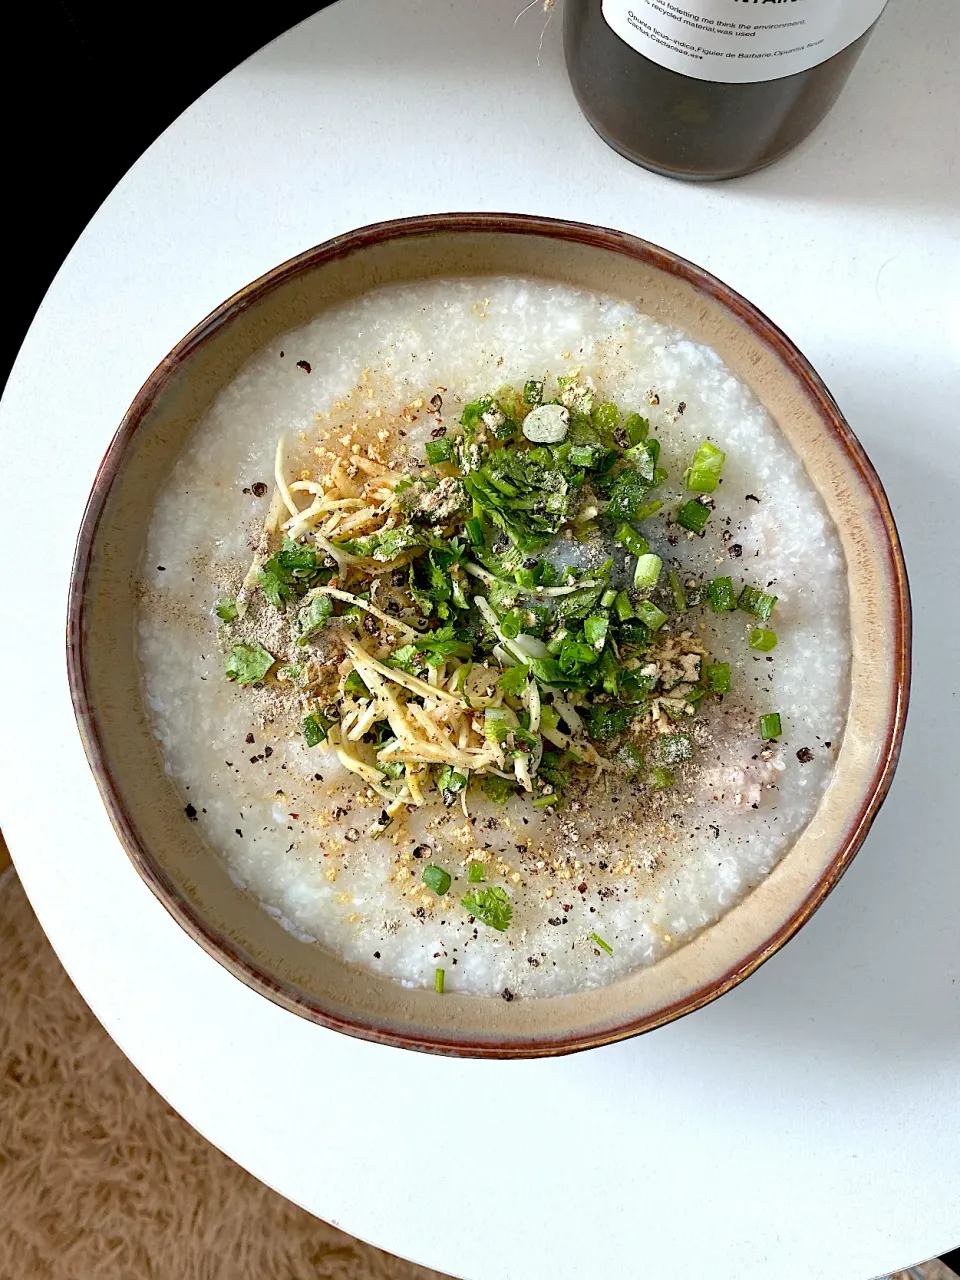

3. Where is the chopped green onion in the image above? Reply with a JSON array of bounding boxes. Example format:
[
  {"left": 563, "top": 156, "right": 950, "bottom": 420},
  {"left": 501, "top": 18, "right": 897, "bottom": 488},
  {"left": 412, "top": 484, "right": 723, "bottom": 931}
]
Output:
[
  {"left": 708, "top": 577, "right": 737, "bottom": 612},
  {"left": 614, "top": 523, "right": 649, "bottom": 557},
  {"left": 589, "top": 932, "right": 613, "bottom": 955},
  {"left": 634, "top": 599, "right": 667, "bottom": 631},
  {"left": 760, "top": 712, "right": 782, "bottom": 741},
  {"left": 749, "top": 627, "right": 778, "bottom": 652},
  {"left": 633, "top": 553, "right": 663, "bottom": 590},
  {"left": 614, "top": 590, "right": 634, "bottom": 622},
  {"left": 461, "top": 885, "right": 512, "bottom": 931},
  {"left": 435, "top": 967, "right": 445, "bottom": 994},
  {"left": 532, "top": 792, "right": 557, "bottom": 809},
  {"left": 301, "top": 711, "right": 332, "bottom": 747},
  {"left": 676, "top": 499, "right": 711, "bottom": 533},
  {"left": 634, "top": 499, "right": 662, "bottom": 521},
  {"left": 600, "top": 587, "right": 618, "bottom": 609},
  {"left": 422, "top": 865, "right": 452, "bottom": 895},
  {"left": 468, "top": 861, "right": 485, "bottom": 883},
  {"left": 649, "top": 766, "right": 675, "bottom": 789},
  {"left": 668, "top": 570, "right": 686, "bottom": 613},
  {"left": 583, "top": 615, "right": 609, "bottom": 649},
  {"left": 704, "top": 662, "right": 731, "bottom": 693},
  {"left": 738, "top": 584, "right": 778, "bottom": 621},
  {"left": 425, "top": 437, "right": 454, "bottom": 464},
  {"left": 465, "top": 516, "right": 485, "bottom": 548},
  {"left": 215, "top": 596, "right": 238, "bottom": 622},
  {"left": 559, "top": 636, "right": 598, "bottom": 669},
  {"left": 523, "top": 379, "right": 544, "bottom": 406},
  {"left": 683, "top": 440, "right": 726, "bottom": 493}
]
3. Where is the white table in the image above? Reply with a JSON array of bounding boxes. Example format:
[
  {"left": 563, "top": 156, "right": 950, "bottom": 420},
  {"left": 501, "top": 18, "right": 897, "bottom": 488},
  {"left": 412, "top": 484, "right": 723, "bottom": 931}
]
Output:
[{"left": 2, "top": 2, "right": 958, "bottom": 1276}]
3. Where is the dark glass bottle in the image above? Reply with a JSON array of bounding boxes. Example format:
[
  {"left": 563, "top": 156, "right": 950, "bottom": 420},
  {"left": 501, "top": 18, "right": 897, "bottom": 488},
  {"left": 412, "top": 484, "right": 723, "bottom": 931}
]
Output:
[{"left": 563, "top": 0, "right": 881, "bottom": 181}]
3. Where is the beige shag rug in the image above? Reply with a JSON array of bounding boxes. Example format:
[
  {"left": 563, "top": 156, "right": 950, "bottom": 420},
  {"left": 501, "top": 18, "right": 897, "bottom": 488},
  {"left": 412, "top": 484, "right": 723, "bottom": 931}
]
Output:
[{"left": 0, "top": 865, "right": 449, "bottom": 1280}]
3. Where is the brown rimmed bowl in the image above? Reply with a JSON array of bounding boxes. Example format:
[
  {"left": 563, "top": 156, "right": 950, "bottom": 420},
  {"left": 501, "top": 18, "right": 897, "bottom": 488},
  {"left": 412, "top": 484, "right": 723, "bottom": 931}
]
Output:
[{"left": 68, "top": 213, "right": 910, "bottom": 1058}]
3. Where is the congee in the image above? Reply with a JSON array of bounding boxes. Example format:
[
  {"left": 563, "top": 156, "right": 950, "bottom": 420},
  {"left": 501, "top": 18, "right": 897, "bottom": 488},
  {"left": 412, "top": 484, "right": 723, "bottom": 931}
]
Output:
[{"left": 137, "top": 277, "right": 849, "bottom": 997}]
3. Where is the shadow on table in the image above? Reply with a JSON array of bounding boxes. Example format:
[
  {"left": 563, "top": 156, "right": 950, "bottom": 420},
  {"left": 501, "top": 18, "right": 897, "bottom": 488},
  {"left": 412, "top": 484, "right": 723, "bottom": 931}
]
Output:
[{"left": 726, "top": 0, "right": 960, "bottom": 216}]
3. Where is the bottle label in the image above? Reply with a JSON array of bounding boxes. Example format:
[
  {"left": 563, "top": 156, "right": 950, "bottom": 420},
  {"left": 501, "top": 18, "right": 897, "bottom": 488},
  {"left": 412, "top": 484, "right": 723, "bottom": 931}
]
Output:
[{"left": 600, "top": 0, "right": 887, "bottom": 84}]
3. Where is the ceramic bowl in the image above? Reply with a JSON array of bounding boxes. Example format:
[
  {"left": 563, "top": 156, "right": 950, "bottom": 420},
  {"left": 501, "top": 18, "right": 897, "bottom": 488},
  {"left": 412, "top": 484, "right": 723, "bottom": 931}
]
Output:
[{"left": 68, "top": 213, "right": 910, "bottom": 1057}]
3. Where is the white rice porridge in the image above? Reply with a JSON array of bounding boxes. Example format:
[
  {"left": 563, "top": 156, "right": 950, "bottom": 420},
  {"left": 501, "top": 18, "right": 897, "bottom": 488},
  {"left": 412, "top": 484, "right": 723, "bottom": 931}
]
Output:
[{"left": 137, "top": 277, "right": 849, "bottom": 998}]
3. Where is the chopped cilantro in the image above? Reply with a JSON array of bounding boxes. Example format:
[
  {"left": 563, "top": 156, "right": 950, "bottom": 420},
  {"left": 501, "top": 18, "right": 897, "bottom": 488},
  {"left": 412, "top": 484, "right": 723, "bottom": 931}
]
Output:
[
  {"left": 523, "top": 379, "right": 544, "bottom": 406},
  {"left": 603, "top": 469, "right": 649, "bottom": 522},
  {"left": 588, "top": 704, "right": 634, "bottom": 740},
  {"left": 622, "top": 413, "right": 649, "bottom": 445},
  {"left": 215, "top": 596, "right": 238, "bottom": 622},
  {"left": 334, "top": 525, "right": 424, "bottom": 562},
  {"left": 468, "top": 861, "right": 485, "bottom": 883},
  {"left": 462, "top": 885, "right": 512, "bottom": 931},
  {"left": 616, "top": 743, "right": 645, "bottom": 776},
  {"left": 259, "top": 538, "right": 328, "bottom": 607},
  {"left": 414, "top": 621, "right": 474, "bottom": 665},
  {"left": 296, "top": 593, "right": 334, "bottom": 645},
  {"left": 498, "top": 663, "right": 530, "bottom": 696},
  {"left": 425, "top": 437, "right": 454, "bottom": 464},
  {"left": 388, "top": 644, "right": 419, "bottom": 674},
  {"left": 344, "top": 670, "right": 370, "bottom": 698},
  {"left": 649, "top": 766, "right": 675, "bottom": 789},
  {"left": 463, "top": 446, "right": 578, "bottom": 552},
  {"left": 224, "top": 643, "right": 274, "bottom": 685}
]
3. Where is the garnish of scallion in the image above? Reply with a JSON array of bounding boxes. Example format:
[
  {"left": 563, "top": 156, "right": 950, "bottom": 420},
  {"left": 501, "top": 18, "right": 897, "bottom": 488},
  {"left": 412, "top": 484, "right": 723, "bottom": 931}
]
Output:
[
  {"left": 683, "top": 440, "right": 726, "bottom": 493},
  {"left": 633, "top": 553, "right": 663, "bottom": 590},
  {"left": 676, "top": 499, "right": 711, "bottom": 533},
  {"left": 589, "top": 932, "right": 613, "bottom": 955},
  {"left": 422, "top": 865, "right": 452, "bottom": 896},
  {"left": 435, "top": 967, "right": 445, "bottom": 994},
  {"left": 467, "top": 862, "right": 485, "bottom": 883},
  {"left": 749, "top": 627, "right": 778, "bottom": 652},
  {"left": 759, "top": 712, "right": 782, "bottom": 741}
]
